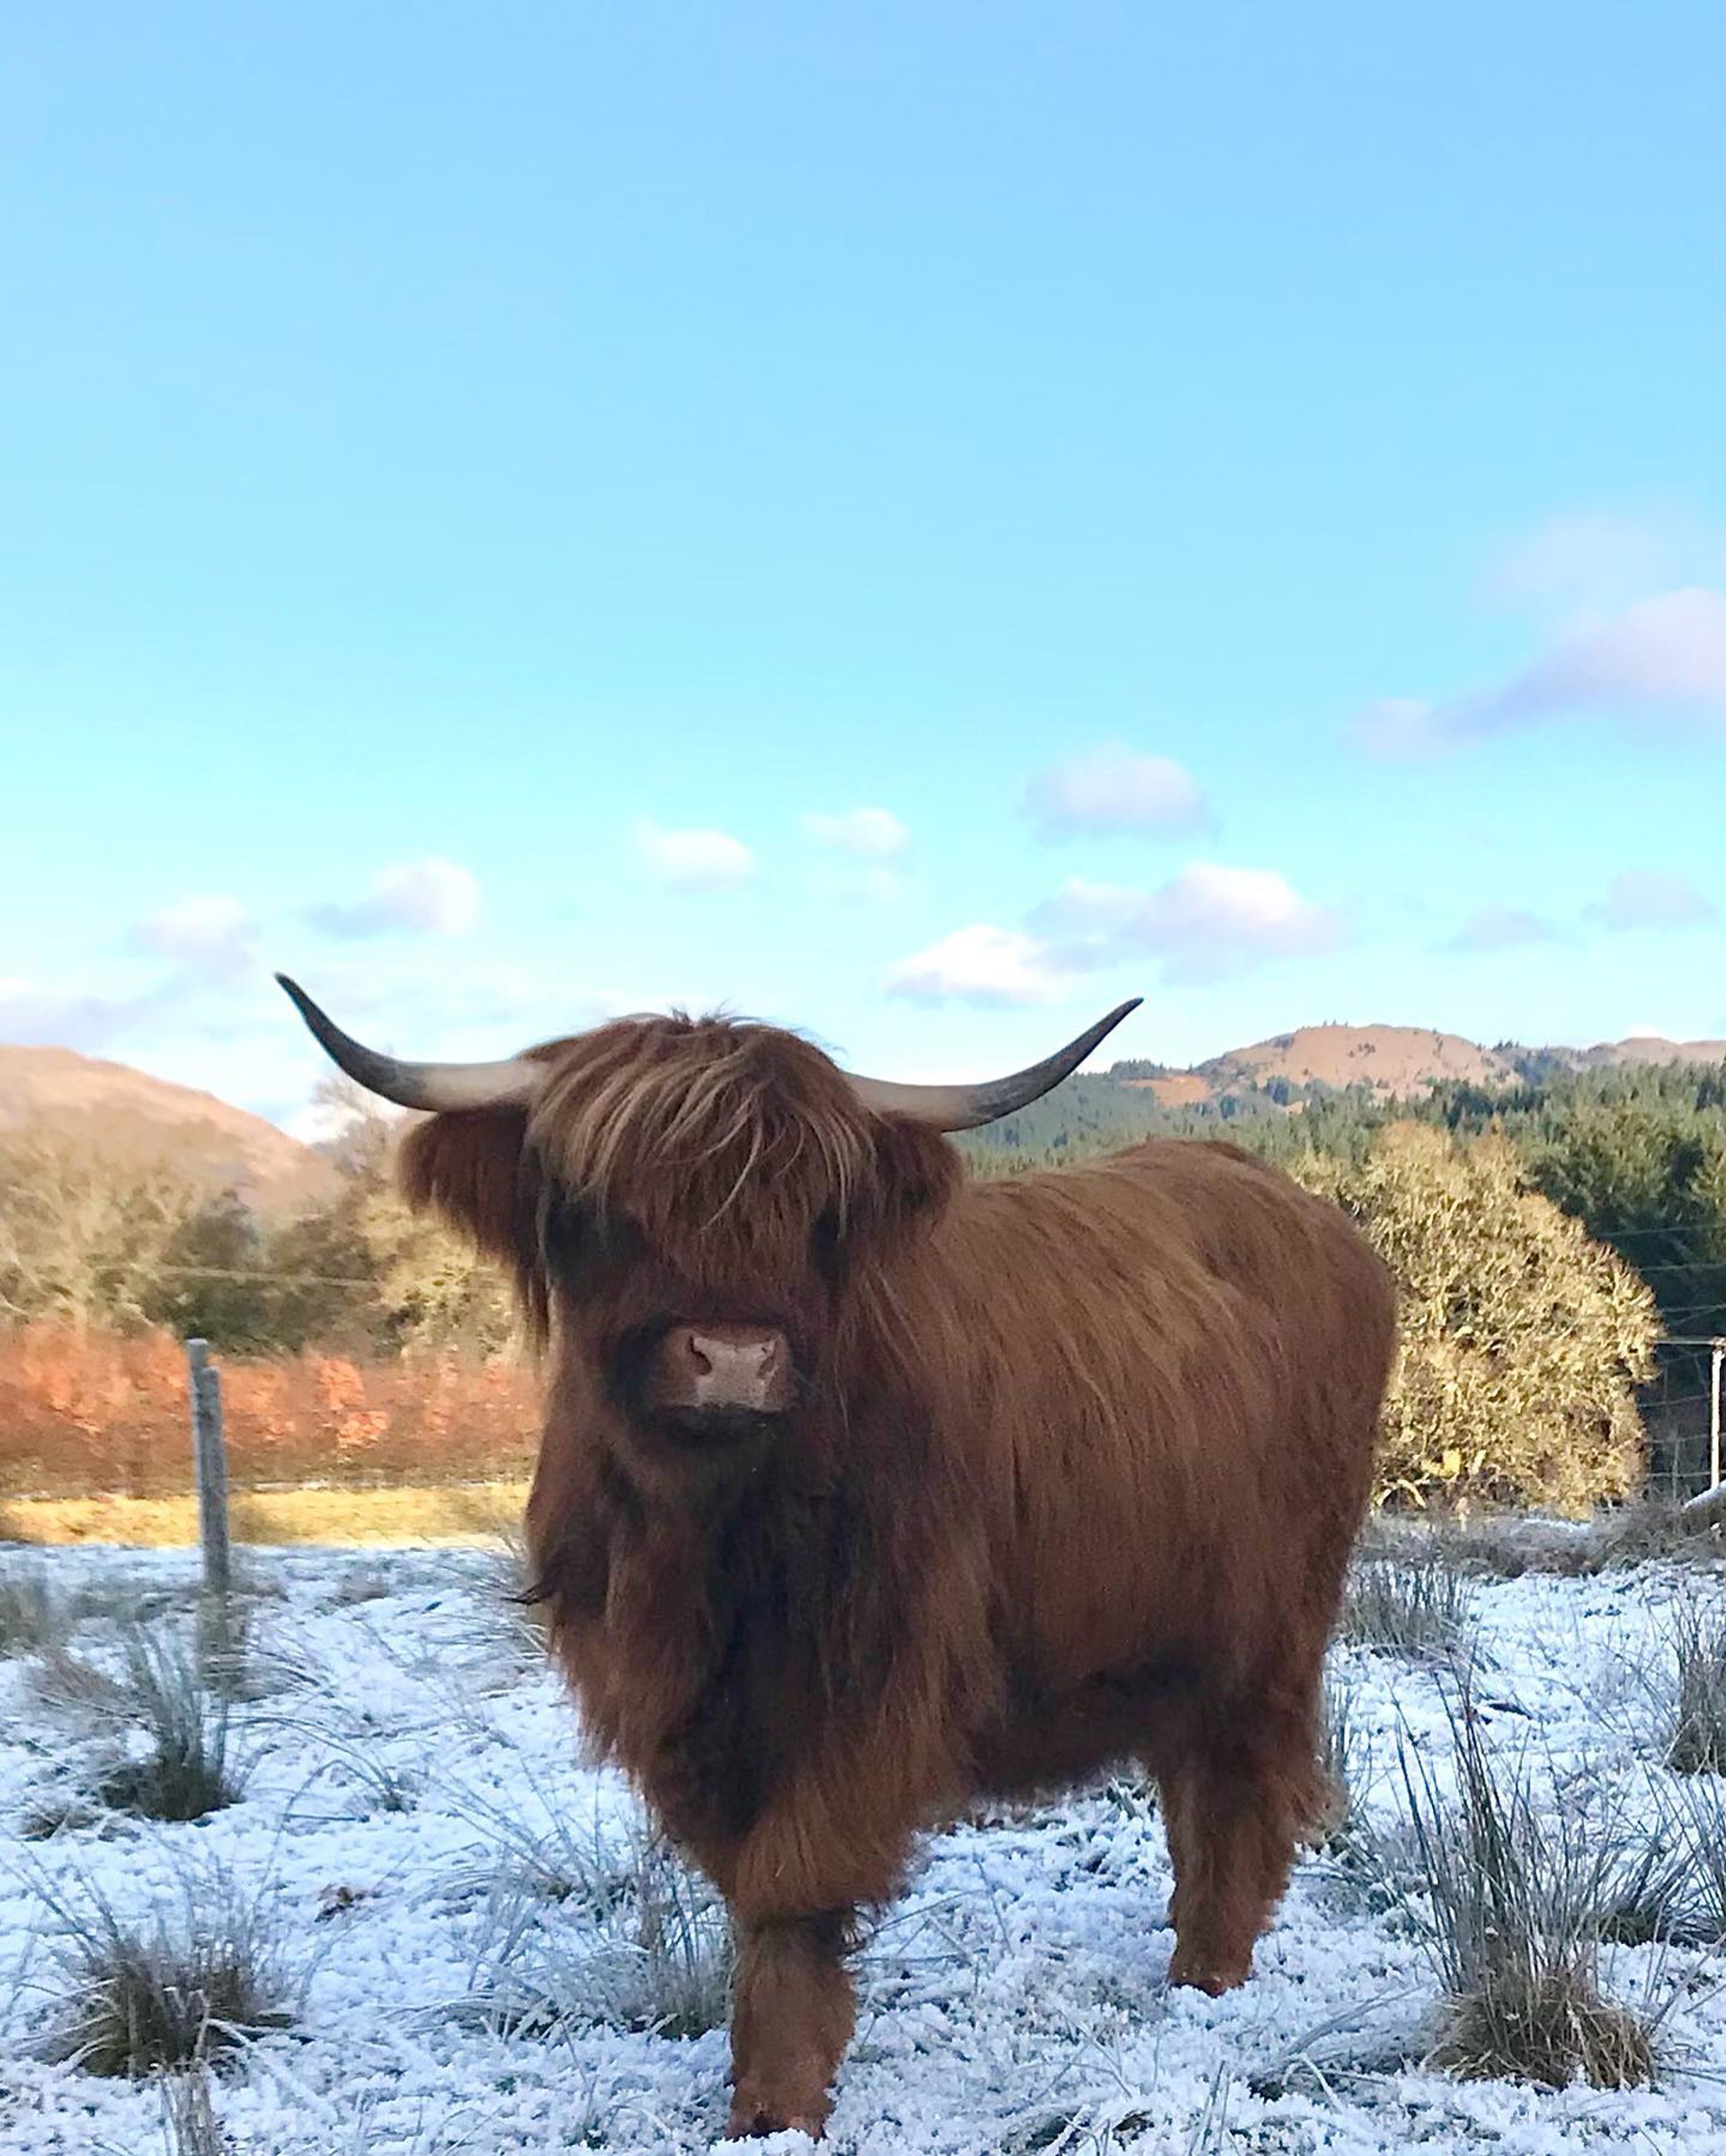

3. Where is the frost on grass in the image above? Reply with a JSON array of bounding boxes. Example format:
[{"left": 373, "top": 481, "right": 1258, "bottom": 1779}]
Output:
[
  {"left": 32, "top": 1863, "right": 296, "bottom": 2077},
  {"left": 1400, "top": 1700, "right": 1658, "bottom": 2088}
]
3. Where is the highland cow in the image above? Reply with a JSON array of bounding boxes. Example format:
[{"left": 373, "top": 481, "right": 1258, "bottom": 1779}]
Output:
[{"left": 280, "top": 975, "right": 1396, "bottom": 2140}]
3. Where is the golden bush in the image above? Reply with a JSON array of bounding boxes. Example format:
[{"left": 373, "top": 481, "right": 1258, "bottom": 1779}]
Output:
[{"left": 1292, "top": 1124, "right": 1659, "bottom": 1513}]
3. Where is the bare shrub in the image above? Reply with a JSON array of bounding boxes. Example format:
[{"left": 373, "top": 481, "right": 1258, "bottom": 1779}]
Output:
[
  {"left": 0, "top": 1320, "right": 541, "bottom": 1501},
  {"left": 34, "top": 1866, "right": 295, "bottom": 2076},
  {"left": 1400, "top": 1705, "right": 1657, "bottom": 2088}
]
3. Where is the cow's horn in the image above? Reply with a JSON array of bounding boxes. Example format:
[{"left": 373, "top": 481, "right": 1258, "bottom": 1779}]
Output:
[
  {"left": 276, "top": 974, "right": 545, "bottom": 1113},
  {"left": 845, "top": 998, "right": 1142, "bottom": 1132}
]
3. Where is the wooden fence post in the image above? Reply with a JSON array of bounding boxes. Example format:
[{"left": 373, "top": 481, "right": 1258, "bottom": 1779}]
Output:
[{"left": 186, "top": 1338, "right": 232, "bottom": 1596}]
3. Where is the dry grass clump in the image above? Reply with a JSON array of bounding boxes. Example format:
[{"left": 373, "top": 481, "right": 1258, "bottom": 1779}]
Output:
[
  {"left": 1668, "top": 1774, "right": 1726, "bottom": 1944},
  {"left": 30, "top": 1623, "right": 248, "bottom": 1822},
  {"left": 36, "top": 1867, "right": 294, "bottom": 2076},
  {"left": 1341, "top": 1554, "right": 1476, "bottom": 1664},
  {"left": 1401, "top": 1705, "right": 1658, "bottom": 2089},
  {"left": 95, "top": 1628, "right": 245, "bottom": 1822},
  {"left": 1666, "top": 1603, "right": 1726, "bottom": 1775}
]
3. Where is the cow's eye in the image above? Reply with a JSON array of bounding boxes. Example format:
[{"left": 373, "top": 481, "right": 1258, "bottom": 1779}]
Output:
[
  {"left": 813, "top": 1210, "right": 847, "bottom": 1283},
  {"left": 541, "top": 1188, "right": 597, "bottom": 1275}
]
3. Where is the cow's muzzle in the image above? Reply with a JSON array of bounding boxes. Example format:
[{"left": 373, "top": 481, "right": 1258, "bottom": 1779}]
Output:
[{"left": 645, "top": 1323, "right": 795, "bottom": 1417}]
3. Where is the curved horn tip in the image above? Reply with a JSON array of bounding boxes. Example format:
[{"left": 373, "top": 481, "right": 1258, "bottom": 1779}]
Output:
[{"left": 274, "top": 972, "right": 543, "bottom": 1114}]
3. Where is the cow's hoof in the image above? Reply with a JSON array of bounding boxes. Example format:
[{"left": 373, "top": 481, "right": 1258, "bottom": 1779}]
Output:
[
  {"left": 726, "top": 2096, "right": 827, "bottom": 2141},
  {"left": 1168, "top": 1951, "right": 1249, "bottom": 1997}
]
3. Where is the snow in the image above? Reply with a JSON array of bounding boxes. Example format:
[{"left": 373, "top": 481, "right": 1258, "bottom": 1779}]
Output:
[{"left": 2, "top": 1545, "right": 1724, "bottom": 2155}]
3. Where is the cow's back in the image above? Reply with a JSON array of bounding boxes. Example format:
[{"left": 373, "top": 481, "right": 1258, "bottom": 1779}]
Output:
[{"left": 913, "top": 1140, "right": 1395, "bottom": 1699}]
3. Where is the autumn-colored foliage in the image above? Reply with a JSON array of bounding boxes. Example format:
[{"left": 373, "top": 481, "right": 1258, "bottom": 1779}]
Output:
[{"left": 0, "top": 1324, "right": 542, "bottom": 1500}]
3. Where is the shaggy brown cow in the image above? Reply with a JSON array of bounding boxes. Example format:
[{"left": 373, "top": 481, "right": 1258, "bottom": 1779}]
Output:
[{"left": 280, "top": 976, "right": 1396, "bottom": 2140}]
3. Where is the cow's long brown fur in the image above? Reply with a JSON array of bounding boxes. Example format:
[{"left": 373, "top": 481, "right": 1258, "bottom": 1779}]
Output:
[{"left": 397, "top": 1015, "right": 1397, "bottom": 2138}]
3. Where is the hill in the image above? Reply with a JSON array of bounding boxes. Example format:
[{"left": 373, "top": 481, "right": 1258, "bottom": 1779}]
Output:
[
  {"left": 0, "top": 1046, "right": 334, "bottom": 1211},
  {"left": 1130, "top": 1024, "right": 1519, "bottom": 1107}
]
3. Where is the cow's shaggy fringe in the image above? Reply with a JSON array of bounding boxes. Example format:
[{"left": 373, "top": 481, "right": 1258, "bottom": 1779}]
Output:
[
  {"left": 1399, "top": 1704, "right": 1658, "bottom": 2088},
  {"left": 33, "top": 1862, "right": 295, "bottom": 2077},
  {"left": 1667, "top": 1602, "right": 1726, "bottom": 1774}
]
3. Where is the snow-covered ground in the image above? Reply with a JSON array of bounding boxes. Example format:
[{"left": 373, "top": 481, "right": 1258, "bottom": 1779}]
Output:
[{"left": 2, "top": 1543, "right": 1724, "bottom": 2155}]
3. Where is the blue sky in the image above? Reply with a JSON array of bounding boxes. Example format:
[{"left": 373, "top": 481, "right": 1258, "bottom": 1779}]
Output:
[{"left": 4, "top": 3, "right": 1723, "bottom": 1131}]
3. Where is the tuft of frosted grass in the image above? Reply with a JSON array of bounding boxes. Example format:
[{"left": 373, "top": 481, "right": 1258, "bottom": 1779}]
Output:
[
  {"left": 1666, "top": 1602, "right": 1726, "bottom": 1775},
  {"left": 0, "top": 1560, "right": 65, "bottom": 1657},
  {"left": 1398, "top": 1701, "right": 1659, "bottom": 2088},
  {"left": 95, "top": 1628, "right": 246, "bottom": 1822},
  {"left": 457, "top": 1821, "right": 733, "bottom": 2041},
  {"left": 1341, "top": 1554, "right": 1477, "bottom": 1664},
  {"left": 32, "top": 1861, "right": 297, "bottom": 2078},
  {"left": 26, "top": 1622, "right": 250, "bottom": 1823},
  {"left": 1594, "top": 1825, "right": 1697, "bottom": 1947}
]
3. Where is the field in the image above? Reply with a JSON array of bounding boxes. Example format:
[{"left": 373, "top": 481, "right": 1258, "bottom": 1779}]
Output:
[{"left": 3, "top": 1537, "right": 1726, "bottom": 2155}]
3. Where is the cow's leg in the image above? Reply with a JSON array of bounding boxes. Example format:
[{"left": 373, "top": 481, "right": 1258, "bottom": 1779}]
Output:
[
  {"left": 726, "top": 1907, "right": 855, "bottom": 2141},
  {"left": 1159, "top": 1682, "right": 1321, "bottom": 1994}
]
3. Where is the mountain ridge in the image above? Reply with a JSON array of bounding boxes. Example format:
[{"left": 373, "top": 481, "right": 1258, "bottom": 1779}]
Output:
[{"left": 1, "top": 1028, "right": 1722, "bottom": 1201}]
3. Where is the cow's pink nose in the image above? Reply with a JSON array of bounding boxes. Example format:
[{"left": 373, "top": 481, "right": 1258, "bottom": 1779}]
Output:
[{"left": 652, "top": 1323, "right": 793, "bottom": 1414}]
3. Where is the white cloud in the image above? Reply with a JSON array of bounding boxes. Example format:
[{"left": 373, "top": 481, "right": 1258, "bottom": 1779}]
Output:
[
  {"left": 885, "top": 926, "right": 1068, "bottom": 1007},
  {"left": 636, "top": 822, "right": 755, "bottom": 891},
  {"left": 802, "top": 808, "right": 910, "bottom": 858},
  {"left": 0, "top": 978, "right": 165, "bottom": 1051},
  {"left": 1025, "top": 746, "right": 1208, "bottom": 837},
  {"left": 1031, "top": 864, "right": 1340, "bottom": 985},
  {"left": 1443, "top": 907, "right": 1558, "bottom": 954},
  {"left": 1487, "top": 510, "right": 1726, "bottom": 617},
  {"left": 1360, "top": 587, "right": 1726, "bottom": 759},
  {"left": 308, "top": 857, "right": 482, "bottom": 939},
  {"left": 890, "top": 865, "right": 1338, "bottom": 1007},
  {"left": 131, "top": 893, "right": 258, "bottom": 975},
  {"left": 1591, "top": 871, "right": 1717, "bottom": 932}
]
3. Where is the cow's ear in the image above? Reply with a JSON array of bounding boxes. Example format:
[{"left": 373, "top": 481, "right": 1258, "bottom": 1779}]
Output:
[
  {"left": 867, "top": 1114, "right": 964, "bottom": 1232},
  {"left": 396, "top": 1107, "right": 538, "bottom": 1267}
]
